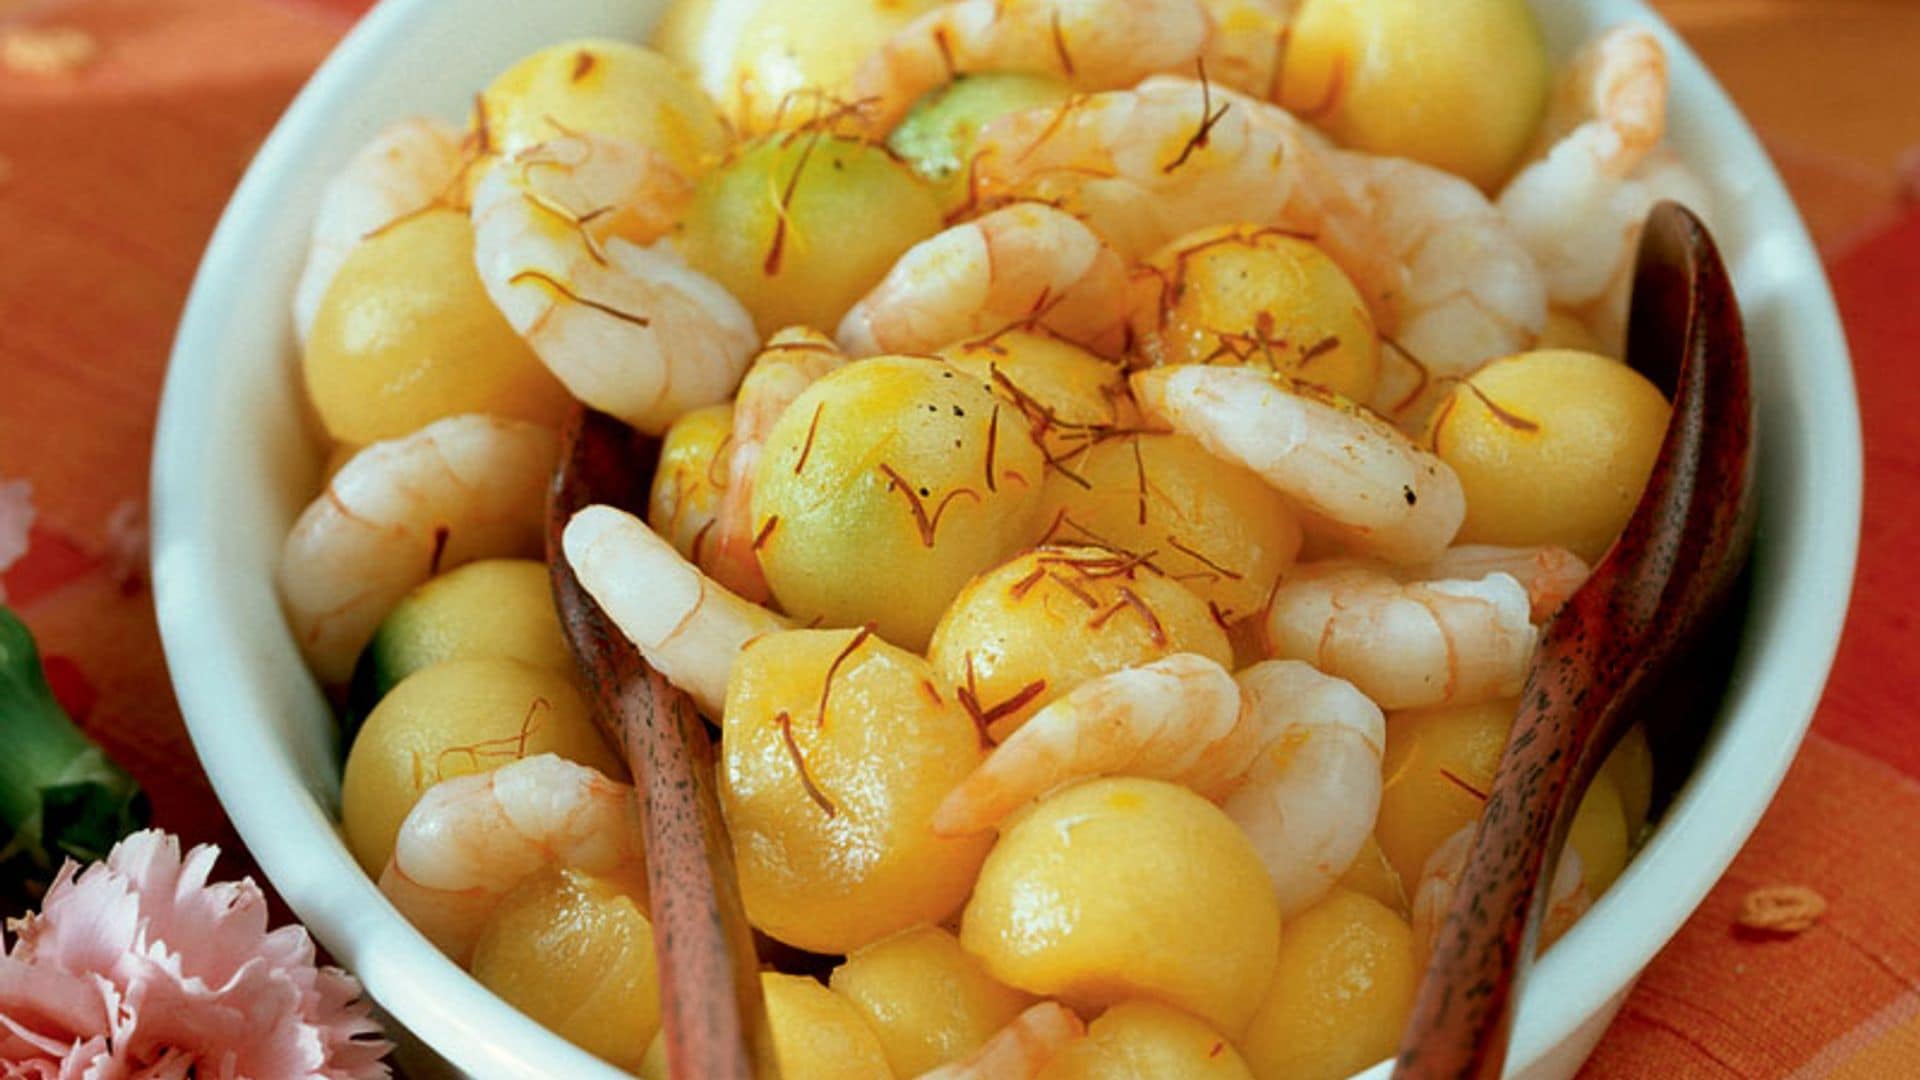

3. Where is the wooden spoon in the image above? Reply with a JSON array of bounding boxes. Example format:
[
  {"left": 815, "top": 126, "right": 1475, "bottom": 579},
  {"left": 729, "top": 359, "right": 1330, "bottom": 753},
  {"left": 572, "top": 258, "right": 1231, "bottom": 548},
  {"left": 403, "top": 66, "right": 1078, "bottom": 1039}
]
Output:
[
  {"left": 547, "top": 406, "right": 770, "bottom": 1080},
  {"left": 1392, "top": 203, "right": 1757, "bottom": 1078}
]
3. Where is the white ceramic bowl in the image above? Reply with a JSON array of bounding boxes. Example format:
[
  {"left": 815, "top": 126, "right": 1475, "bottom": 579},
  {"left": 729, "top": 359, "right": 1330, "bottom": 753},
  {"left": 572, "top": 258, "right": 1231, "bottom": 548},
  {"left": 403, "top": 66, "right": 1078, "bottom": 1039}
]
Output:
[{"left": 151, "top": 1, "right": 1862, "bottom": 1076}]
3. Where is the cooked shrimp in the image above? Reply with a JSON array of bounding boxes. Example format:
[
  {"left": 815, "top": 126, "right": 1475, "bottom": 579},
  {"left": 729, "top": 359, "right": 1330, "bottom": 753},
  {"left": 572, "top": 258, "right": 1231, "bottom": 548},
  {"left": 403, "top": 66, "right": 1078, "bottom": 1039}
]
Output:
[
  {"left": 1262, "top": 561, "right": 1537, "bottom": 711},
  {"left": 1410, "top": 823, "right": 1591, "bottom": 967},
  {"left": 294, "top": 117, "right": 466, "bottom": 345},
  {"left": 935, "top": 655, "right": 1383, "bottom": 915},
  {"left": 471, "top": 132, "right": 757, "bottom": 435},
  {"left": 1416, "top": 545, "right": 1590, "bottom": 622},
  {"left": 933, "top": 653, "right": 1249, "bottom": 836},
  {"left": 850, "top": 0, "right": 1215, "bottom": 133},
  {"left": 1331, "top": 151, "right": 1547, "bottom": 421},
  {"left": 971, "top": 77, "right": 1340, "bottom": 265},
  {"left": 916, "top": 1002, "right": 1086, "bottom": 1080},
  {"left": 708, "top": 328, "right": 846, "bottom": 600},
  {"left": 1498, "top": 26, "right": 1711, "bottom": 354},
  {"left": 972, "top": 77, "right": 1544, "bottom": 402},
  {"left": 837, "top": 202, "right": 1132, "bottom": 358},
  {"left": 378, "top": 754, "right": 645, "bottom": 964},
  {"left": 279, "top": 415, "right": 557, "bottom": 684},
  {"left": 1220, "top": 659, "right": 1386, "bottom": 915},
  {"left": 1131, "top": 365, "right": 1465, "bottom": 565},
  {"left": 563, "top": 504, "right": 790, "bottom": 718}
]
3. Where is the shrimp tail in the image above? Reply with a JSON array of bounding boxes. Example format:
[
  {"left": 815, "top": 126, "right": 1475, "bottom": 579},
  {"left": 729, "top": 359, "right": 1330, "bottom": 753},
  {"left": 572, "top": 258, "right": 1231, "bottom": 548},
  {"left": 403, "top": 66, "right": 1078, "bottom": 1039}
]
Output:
[{"left": 563, "top": 504, "right": 790, "bottom": 718}]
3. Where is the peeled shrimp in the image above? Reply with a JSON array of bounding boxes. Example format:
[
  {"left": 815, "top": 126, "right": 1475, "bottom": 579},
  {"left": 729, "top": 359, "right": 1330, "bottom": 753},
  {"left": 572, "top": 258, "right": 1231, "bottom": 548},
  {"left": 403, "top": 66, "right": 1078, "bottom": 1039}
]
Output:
[
  {"left": 1331, "top": 151, "right": 1547, "bottom": 420},
  {"left": 708, "top": 328, "right": 846, "bottom": 601},
  {"left": 1263, "top": 561, "right": 1537, "bottom": 711},
  {"left": 1498, "top": 26, "right": 1711, "bottom": 354},
  {"left": 1410, "top": 824, "right": 1591, "bottom": 968},
  {"left": 378, "top": 754, "right": 644, "bottom": 964},
  {"left": 1220, "top": 659, "right": 1386, "bottom": 915},
  {"left": 279, "top": 414, "right": 557, "bottom": 684},
  {"left": 294, "top": 117, "right": 466, "bottom": 345},
  {"left": 850, "top": 0, "right": 1215, "bottom": 133},
  {"left": 933, "top": 653, "right": 1249, "bottom": 836},
  {"left": 973, "top": 77, "right": 1544, "bottom": 397},
  {"left": 1132, "top": 364, "right": 1465, "bottom": 565},
  {"left": 936, "top": 654, "right": 1384, "bottom": 916},
  {"left": 563, "top": 504, "right": 790, "bottom": 718},
  {"left": 471, "top": 132, "right": 757, "bottom": 435},
  {"left": 837, "top": 202, "right": 1132, "bottom": 358},
  {"left": 916, "top": 1002, "right": 1085, "bottom": 1080},
  {"left": 1416, "top": 545, "right": 1591, "bottom": 623},
  {"left": 972, "top": 77, "right": 1339, "bottom": 265}
]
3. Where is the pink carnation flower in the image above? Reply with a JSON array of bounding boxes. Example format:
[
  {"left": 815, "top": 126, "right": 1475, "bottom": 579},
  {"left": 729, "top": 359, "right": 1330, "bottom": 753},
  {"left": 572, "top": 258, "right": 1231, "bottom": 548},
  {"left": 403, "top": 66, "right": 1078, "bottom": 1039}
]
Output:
[{"left": 0, "top": 830, "right": 389, "bottom": 1079}]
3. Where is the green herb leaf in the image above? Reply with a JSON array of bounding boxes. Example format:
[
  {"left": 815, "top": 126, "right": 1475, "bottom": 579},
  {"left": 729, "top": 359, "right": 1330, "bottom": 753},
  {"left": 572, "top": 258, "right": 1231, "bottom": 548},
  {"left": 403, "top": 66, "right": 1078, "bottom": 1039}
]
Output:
[{"left": 0, "top": 606, "right": 148, "bottom": 892}]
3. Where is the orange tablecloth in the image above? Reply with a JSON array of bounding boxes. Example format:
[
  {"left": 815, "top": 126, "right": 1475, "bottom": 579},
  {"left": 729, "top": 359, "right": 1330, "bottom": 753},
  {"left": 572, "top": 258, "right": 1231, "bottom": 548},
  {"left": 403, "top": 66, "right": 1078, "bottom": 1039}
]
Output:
[{"left": 3, "top": 1, "right": 1918, "bottom": 1075}]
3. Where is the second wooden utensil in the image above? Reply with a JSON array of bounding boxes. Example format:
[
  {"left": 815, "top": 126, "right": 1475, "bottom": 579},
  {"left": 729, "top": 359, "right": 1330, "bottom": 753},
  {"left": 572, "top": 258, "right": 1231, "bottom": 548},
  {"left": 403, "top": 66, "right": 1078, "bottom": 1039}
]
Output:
[
  {"left": 548, "top": 406, "right": 772, "bottom": 1080},
  {"left": 1393, "top": 203, "right": 1758, "bottom": 1079}
]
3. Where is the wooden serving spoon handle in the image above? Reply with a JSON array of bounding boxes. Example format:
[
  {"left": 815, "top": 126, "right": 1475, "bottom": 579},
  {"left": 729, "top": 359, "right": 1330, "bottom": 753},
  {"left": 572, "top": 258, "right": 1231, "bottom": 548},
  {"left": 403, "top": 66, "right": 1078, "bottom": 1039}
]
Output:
[
  {"left": 548, "top": 406, "right": 769, "bottom": 1080},
  {"left": 1392, "top": 204, "right": 1757, "bottom": 1078}
]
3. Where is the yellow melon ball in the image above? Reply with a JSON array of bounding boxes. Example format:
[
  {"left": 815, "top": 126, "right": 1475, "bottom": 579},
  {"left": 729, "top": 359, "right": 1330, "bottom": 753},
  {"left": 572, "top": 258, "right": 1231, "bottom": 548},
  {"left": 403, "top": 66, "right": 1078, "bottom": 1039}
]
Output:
[
  {"left": 1032, "top": 434, "right": 1304, "bottom": 625},
  {"left": 1426, "top": 349, "right": 1672, "bottom": 563},
  {"left": 651, "top": 0, "right": 717, "bottom": 68},
  {"left": 1278, "top": 0, "right": 1550, "bottom": 191},
  {"left": 1566, "top": 770, "right": 1629, "bottom": 899},
  {"left": 721, "top": 629, "right": 992, "bottom": 953},
  {"left": 1377, "top": 699, "right": 1514, "bottom": 889},
  {"left": 940, "top": 331, "right": 1136, "bottom": 460},
  {"left": 304, "top": 209, "right": 571, "bottom": 445},
  {"left": 1239, "top": 888, "right": 1417, "bottom": 1080},
  {"left": 1538, "top": 309, "right": 1607, "bottom": 355},
  {"left": 1336, "top": 834, "right": 1409, "bottom": 918},
  {"left": 927, "top": 546, "right": 1235, "bottom": 740},
  {"left": 354, "top": 559, "right": 574, "bottom": 707},
  {"left": 641, "top": 972, "right": 892, "bottom": 1079},
  {"left": 470, "top": 867, "right": 659, "bottom": 1070},
  {"left": 340, "top": 658, "right": 621, "bottom": 875},
  {"left": 751, "top": 356, "right": 1047, "bottom": 650},
  {"left": 1135, "top": 225, "right": 1382, "bottom": 403},
  {"left": 680, "top": 137, "right": 944, "bottom": 336},
  {"left": 480, "top": 39, "right": 730, "bottom": 178},
  {"left": 1039, "top": 1000, "right": 1255, "bottom": 1080},
  {"left": 761, "top": 973, "right": 894, "bottom": 1080},
  {"left": 961, "top": 778, "right": 1281, "bottom": 1036},
  {"left": 1380, "top": 699, "right": 1637, "bottom": 900},
  {"left": 639, "top": 1033, "right": 669, "bottom": 1080},
  {"left": 646, "top": 402, "right": 734, "bottom": 565},
  {"left": 722, "top": 0, "right": 945, "bottom": 135},
  {"left": 1604, "top": 725, "right": 1654, "bottom": 839},
  {"left": 892, "top": 73, "right": 1076, "bottom": 211},
  {"left": 830, "top": 924, "right": 1037, "bottom": 1076}
]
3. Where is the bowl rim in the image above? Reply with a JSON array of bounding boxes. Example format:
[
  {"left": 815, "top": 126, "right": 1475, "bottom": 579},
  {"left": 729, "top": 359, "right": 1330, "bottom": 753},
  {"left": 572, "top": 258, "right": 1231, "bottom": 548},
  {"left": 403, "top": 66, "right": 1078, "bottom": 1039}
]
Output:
[{"left": 149, "top": 0, "right": 1864, "bottom": 1077}]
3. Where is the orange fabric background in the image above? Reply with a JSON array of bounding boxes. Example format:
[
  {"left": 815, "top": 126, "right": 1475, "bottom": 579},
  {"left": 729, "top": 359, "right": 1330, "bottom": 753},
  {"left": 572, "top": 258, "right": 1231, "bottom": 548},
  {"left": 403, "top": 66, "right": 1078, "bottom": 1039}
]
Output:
[{"left": 1, "top": 1, "right": 1916, "bottom": 1075}]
